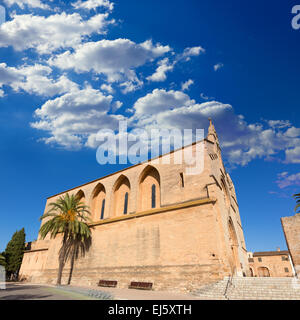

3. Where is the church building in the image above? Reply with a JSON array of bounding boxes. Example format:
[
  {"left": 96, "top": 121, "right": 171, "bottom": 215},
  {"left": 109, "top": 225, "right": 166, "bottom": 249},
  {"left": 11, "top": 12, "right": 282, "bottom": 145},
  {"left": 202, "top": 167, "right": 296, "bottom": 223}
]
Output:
[{"left": 19, "top": 120, "right": 249, "bottom": 292}]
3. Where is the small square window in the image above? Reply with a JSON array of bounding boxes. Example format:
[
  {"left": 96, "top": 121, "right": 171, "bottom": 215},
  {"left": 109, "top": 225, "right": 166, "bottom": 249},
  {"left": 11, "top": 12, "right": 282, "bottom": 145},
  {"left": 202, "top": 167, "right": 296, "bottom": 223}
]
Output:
[
  {"left": 282, "top": 256, "right": 288, "bottom": 261},
  {"left": 284, "top": 268, "right": 289, "bottom": 273},
  {"left": 258, "top": 257, "right": 262, "bottom": 262}
]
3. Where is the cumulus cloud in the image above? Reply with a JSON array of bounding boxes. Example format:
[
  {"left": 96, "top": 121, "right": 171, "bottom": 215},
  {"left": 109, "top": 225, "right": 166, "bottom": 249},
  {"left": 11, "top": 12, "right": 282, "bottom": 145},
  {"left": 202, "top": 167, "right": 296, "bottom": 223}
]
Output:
[
  {"left": 132, "top": 88, "right": 192, "bottom": 116},
  {"left": 100, "top": 83, "right": 114, "bottom": 93},
  {"left": 146, "top": 58, "right": 174, "bottom": 82},
  {"left": 3, "top": 0, "right": 50, "bottom": 9},
  {"left": 181, "top": 46, "right": 205, "bottom": 61},
  {"left": 0, "top": 62, "right": 21, "bottom": 86},
  {"left": 49, "top": 38, "right": 171, "bottom": 84},
  {"left": 2, "top": 2, "right": 298, "bottom": 171},
  {"left": 285, "top": 146, "right": 300, "bottom": 164},
  {"left": 72, "top": 0, "right": 114, "bottom": 11},
  {"left": 146, "top": 45, "right": 204, "bottom": 82},
  {"left": 119, "top": 77, "right": 143, "bottom": 94},
  {"left": 0, "top": 12, "right": 113, "bottom": 54},
  {"left": 268, "top": 120, "right": 291, "bottom": 129},
  {"left": 181, "top": 79, "right": 194, "bottom": 91},
  {"left": 31, "top": 86, "right": 124, "bottom": 149},
  {"left": 180, "top": 46, "right": 205, "bottom": 61},
  {"left": 28, "top": 80, "right": 300, "bottom": 167},
  {"left": 130, "top": 89, "right": 300, "bottom": 166},
  {"left": 0, "top": 63, "right": 79, "bottom": 96}
]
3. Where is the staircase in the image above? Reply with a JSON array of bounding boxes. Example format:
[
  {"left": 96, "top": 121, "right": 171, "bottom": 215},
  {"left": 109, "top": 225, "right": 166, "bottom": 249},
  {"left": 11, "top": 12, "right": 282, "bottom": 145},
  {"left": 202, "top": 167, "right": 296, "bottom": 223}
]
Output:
[{"left": 193, "top": 277, "right": 300, "bottom": 300}]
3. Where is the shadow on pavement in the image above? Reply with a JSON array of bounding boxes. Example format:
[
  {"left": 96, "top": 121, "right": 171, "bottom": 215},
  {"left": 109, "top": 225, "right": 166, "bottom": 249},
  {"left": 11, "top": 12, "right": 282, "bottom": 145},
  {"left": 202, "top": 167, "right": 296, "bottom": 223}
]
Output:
[
  {"left": 1, "top": 284, "right": 43, "bottom": 292},
  {"left": 0, "top": 293, "right": 51, "bottom": 300}
]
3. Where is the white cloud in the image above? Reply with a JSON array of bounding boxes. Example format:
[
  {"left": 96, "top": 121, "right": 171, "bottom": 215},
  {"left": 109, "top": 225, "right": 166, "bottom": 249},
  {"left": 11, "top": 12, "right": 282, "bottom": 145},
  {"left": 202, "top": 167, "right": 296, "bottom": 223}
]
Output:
[
  {"left": 2, "top": 3, "right": 297, "bottom": 169},
  {"left": 268, "top": 120, "right": 291, "bottom": 129},
  {"left": 180, "top": 46, "right": 205, "bottom": 61},
  {"left": 285, "top": 146, "right": 300, "bottom": 164},
  {"left": 214, "top": 63, "right": 224, "bottom": 71},
  {"left": 100, "top": 83, "right": 114, "bottom": 93},
  {"left": 130, "top": 89, "right": 300, "bottom": 166},
  {"left": 31, "top": 86, "right": 124, "bottom": 149},
  {"left": 200, "top": 92, "right": 214, "bottom": 100},
  {"left": 0, "top": 62, "right": 21, "bottom": 86},
  {"left": 181, "top": 79, "right": 194, "bottom": 91},
  {"left": 133, "top": 88, "right": 192, "bottom": 116},
  {"left": 72, "top": 0, "right": 114, "bottom": 11},
  {"left": 285, "top": 127, "right": 300, "bottom": 138},
  {"left": 146, "top": 58, "right": 174, "bottom": 82},
  {"left": 49, "top": 38, "right": 171, "bottom": 83},
  {"left": 0, "top": 12, "right": 113, "bottom": 54},
  {"left": 0, "top": 63, "right": 79, "bottom": 96},
  {"left": 276, "top": 172, "right": 300, "bottom": 189},
  {"left": 3, "top": 0, "right": 50, "bottom": 9},
  {"left": 146, "top": 45, "right": 205, "bottom": 82},
  {"left": 119, "top": 77, "right": 143, "bottom": 94}
]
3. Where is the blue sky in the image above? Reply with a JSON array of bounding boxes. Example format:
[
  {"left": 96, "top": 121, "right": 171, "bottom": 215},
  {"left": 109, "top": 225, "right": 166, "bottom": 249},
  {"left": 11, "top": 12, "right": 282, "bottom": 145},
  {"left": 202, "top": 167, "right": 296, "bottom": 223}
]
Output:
[{"left": 0, "top": 0, "right": 299, "bottom": 253}]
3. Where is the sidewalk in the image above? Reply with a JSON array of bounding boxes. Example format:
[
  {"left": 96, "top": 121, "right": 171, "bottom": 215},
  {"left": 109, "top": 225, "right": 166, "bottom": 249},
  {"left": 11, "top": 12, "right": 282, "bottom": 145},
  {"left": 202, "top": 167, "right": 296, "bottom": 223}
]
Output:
[
  {"left": 66, "top": 284, "right": 203, "bottom": 300},
  {"left": 11, "top": 282, "right": 204, "bottom": 300}
]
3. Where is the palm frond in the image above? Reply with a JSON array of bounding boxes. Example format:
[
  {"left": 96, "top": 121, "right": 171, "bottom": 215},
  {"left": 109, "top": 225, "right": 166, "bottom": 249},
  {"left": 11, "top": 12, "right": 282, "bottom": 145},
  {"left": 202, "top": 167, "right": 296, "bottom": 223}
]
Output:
[
  {"left": 293, "top": 193, "right": 300, "bottom": 213},
  {"left": 39, "top": 192, "right": 92, "bottom": 239}
]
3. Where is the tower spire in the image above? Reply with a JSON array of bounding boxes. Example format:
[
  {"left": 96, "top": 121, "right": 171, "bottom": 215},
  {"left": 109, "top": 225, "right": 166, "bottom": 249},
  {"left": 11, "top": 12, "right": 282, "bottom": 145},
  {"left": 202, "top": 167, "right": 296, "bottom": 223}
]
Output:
[{"left": 207, "top": 118, "right": 219, "bottom": 145}]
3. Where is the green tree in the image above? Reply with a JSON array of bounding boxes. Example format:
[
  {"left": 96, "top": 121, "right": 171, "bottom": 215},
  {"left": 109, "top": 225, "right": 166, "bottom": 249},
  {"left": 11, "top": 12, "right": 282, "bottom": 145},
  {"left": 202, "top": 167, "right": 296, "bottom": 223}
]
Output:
[
  {"left": 294, "top": 193, "right": 300, "bottom": 213},
  {"left": 39, "top": 193, "right": 92, "bottom": 285},
  {"left": 4, "top": 228, "right": 26, "bottom": 280}
]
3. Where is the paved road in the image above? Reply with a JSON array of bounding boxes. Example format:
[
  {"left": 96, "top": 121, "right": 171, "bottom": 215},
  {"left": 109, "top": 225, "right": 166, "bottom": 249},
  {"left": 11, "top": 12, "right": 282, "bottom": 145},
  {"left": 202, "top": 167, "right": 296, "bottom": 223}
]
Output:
[
  {"left": 0, "top": 283, "right": 202, "bottom": 300},
  {"left": 0, "top": 283, "right": 98, "bottom": 300}
]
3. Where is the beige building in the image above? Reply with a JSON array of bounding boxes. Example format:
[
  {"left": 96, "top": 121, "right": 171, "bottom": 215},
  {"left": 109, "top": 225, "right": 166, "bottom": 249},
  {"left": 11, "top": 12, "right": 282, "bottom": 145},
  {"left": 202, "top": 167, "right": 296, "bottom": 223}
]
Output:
[
  {"left": 19, "top": 120, "right": 250, "bottom": 292},
  {"left": 247, "top": 249, "right": 295, "bottom": 278},
  {"left": 281, "top": 214, "right": 300, "bottom": 278}
]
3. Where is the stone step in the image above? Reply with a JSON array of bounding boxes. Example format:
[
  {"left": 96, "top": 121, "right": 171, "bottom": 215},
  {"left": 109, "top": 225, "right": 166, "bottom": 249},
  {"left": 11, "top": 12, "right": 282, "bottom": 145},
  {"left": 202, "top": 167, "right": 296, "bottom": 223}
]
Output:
[{"left": 193, "top": 276, "right": 300, "bottom": 300}]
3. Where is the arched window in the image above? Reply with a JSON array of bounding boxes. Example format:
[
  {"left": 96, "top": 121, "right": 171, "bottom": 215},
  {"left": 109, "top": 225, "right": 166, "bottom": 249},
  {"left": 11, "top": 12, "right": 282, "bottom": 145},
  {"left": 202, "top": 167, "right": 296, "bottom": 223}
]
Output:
[
  {"left": 112, "top": 175, "right": 131, "bottom": 217},
  {"left": 151, "top": 184, "right": 156, "bottom": 208},
  {"left": 124, "top": 192, "right": 128, "bottom": 214},
  {"left": 75, "top": 190, "right": 85, "bottom": 203},
  {"left": 138, "top": 165, "right": 161, "bottom": 212},
  {"left": 100, "top": 199, "right": 105, "bottom": 220},
  {"left": 91, "top": 183, "right": 106, "bottom": 221}
]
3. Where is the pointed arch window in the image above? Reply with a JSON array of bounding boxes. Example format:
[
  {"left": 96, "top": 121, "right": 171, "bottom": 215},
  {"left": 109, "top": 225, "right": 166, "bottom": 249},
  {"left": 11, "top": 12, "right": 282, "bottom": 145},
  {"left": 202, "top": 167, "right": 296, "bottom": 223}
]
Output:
[
  {"left": 100, "top": 199, "right": 105, "bottom": 220},
  {"left": 124, "top": 192, "right": 128, "bottom": 214},
  {"left": 151, "top": 184, "right": 156, "bottom": 208}
]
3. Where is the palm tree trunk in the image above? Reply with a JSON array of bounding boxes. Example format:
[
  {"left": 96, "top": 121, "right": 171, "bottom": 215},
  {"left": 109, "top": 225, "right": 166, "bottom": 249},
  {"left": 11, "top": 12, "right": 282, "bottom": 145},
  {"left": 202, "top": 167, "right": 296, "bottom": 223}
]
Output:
[
  {"left": 57, "top": 232, "right": 67, "bottom": 285},
  {"left": 67, "top": 250, "right": 75, "bottom": 285}
]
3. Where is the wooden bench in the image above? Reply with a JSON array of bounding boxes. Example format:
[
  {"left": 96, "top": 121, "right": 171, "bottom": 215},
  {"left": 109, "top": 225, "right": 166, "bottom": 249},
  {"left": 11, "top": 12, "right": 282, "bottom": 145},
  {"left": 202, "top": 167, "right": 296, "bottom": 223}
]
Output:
[
  {"left": 129, "top": 281, "right": 153, "bottom": 290},
  {"left": 98, "top": 280, "right": 117, "bottom": 288}
]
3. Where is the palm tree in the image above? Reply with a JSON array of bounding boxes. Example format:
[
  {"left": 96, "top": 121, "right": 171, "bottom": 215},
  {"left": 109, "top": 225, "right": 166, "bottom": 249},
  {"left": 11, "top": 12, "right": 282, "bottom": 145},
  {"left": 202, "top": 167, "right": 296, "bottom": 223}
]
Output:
[
  {"left": 39, "top": 193, "right": 92, "bottom": 285},
  {"left": 294, "top": 193, "right": 300, "bottom": 213}
]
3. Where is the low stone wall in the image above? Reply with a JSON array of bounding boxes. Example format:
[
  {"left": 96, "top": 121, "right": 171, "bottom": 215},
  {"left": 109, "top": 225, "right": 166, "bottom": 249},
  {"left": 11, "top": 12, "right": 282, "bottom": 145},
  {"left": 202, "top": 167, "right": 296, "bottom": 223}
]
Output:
[{"left": 23, "top": 262, "right": 228, "bottom": 293}]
